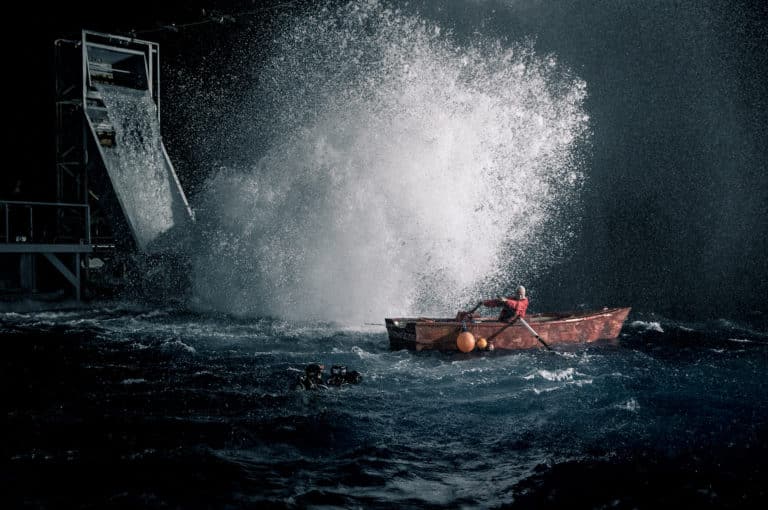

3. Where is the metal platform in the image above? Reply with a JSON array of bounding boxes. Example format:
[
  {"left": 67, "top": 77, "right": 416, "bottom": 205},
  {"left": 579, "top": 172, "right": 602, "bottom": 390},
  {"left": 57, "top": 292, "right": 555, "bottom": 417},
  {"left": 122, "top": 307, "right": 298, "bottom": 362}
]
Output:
[
  {"left": 1, "top": 200, "right": 92, "bottom": 301},
  {"left": 0, "top": 244, "right": 92, "bottom": 253}
]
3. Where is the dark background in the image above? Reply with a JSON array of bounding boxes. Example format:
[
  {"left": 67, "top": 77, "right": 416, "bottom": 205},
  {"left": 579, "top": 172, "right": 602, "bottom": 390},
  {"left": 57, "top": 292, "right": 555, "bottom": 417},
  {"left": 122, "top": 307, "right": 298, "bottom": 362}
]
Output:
[{"left": 7, "top": 0, "right": 767, "bottom": 320}]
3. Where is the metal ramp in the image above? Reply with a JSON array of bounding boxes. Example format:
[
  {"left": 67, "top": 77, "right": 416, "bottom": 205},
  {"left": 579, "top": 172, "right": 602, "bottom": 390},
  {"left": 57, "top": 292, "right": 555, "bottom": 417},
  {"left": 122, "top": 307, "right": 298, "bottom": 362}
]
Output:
[{"left": 81, "top": 31, "right": 192, "bottom": 253}]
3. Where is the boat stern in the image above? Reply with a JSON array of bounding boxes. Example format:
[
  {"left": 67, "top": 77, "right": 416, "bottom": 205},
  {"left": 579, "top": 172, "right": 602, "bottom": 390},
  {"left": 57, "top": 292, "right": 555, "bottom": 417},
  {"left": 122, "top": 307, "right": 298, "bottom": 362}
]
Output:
[{"left": 385, "top": 318, "right": 417, "bottom": 350}]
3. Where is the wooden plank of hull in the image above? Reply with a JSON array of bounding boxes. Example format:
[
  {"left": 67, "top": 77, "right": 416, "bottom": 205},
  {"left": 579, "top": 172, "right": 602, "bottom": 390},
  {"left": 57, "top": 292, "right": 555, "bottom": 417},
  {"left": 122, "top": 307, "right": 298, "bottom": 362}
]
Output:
[{"left": 386, "top": 307, "right": 631, "bottom": 351}]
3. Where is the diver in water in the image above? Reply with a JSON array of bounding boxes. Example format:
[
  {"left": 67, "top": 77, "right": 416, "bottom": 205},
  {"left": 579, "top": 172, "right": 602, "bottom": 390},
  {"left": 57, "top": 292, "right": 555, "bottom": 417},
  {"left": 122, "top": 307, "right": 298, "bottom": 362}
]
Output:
[
  {"left": 326, "top": 365, "right": 363, "bottom": 386},
  {"left": 294, "top": 364, "right": 362, "bottom": 390},
  {"left": 295, "top": 363, "right": 327, "bottom": 390}
]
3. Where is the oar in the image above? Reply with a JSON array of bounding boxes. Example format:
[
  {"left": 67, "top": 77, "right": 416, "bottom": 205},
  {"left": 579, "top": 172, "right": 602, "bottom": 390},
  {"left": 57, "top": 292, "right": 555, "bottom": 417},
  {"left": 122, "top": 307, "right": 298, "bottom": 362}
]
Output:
[
  {"left": 468, "top": 301, "right": 483, "bottom": 314},
  {"left": 456, "top": 301, "right": 483, "bottom": 321},
  {"left": 518, "top": 317, "right": 552, "bottom": 351}
]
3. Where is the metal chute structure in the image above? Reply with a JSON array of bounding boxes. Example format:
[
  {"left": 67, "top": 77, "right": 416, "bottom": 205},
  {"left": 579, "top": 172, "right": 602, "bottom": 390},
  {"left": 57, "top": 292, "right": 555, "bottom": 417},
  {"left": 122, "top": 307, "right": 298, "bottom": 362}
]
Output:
[{"left": 81, "top": 31, "right": 192, "bottom": 253}]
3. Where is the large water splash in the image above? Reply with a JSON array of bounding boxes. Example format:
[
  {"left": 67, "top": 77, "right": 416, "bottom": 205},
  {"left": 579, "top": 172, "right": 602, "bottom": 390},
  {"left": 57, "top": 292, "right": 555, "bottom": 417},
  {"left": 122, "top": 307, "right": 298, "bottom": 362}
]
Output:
[{"left": 191, "top": 1, "right": 589, "bottom": 322}]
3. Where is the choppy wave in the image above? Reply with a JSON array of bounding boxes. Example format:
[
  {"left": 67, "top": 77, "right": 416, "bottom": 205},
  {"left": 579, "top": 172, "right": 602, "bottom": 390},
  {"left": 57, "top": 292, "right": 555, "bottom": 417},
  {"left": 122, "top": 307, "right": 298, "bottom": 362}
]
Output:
[{"left": 2, "top": 305, "right": 767, "bottom": 508}]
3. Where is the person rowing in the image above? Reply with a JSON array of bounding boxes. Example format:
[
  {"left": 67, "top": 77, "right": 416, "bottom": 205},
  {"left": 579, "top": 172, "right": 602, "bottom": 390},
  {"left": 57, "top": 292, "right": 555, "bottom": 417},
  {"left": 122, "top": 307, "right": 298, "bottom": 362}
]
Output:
[
  {"left": 480, "top": 285, "right": 529, "bottom": 322},
  {"left": 479, "top": 285, "right": 551, "bottom": 350}
]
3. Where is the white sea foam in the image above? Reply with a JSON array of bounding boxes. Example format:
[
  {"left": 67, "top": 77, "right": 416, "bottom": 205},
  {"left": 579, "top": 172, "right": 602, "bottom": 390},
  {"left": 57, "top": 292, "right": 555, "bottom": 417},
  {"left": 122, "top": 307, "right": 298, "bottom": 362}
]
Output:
[
  {"left": 121, "top": 378, "right": 147, "bottom": 385},
  {"left": 531, "top": 386, "right": 564, "bottom": 394},
  {"left": 538, "top": 368, "right": 576, "bottom": 381},
  {"left": 161, "top": 339, "right": 197, "bottom": 354},
  {"left": 630, "top": 321, "right": 664, "bottom": 333},
  {"left": 616, "top": 398, "right": 640, "bottom": 412}
]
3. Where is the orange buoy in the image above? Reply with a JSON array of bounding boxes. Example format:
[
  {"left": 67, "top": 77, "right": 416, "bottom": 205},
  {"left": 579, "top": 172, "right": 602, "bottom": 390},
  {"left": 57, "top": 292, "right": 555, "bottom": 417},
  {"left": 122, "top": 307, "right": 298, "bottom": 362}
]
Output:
[
  {"left": 456, "top": 331, "right": 476, "bottom": 353},
  {"left": 476, "top": 337, "right": 488, "bottom": 350}
]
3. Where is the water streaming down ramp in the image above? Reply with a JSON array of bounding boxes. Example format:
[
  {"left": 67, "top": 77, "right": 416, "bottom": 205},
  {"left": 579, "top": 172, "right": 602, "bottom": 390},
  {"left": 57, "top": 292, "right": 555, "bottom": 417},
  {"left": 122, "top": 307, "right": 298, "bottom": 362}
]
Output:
[
  {"left": 191, "top": 2, "right": 590, "bottom": 322},
  {"left": 97, "top": 85, "right": 182, "bottom": 250},
  {"left": 82, "top": 33, "right": 192, "bottom": 253}
]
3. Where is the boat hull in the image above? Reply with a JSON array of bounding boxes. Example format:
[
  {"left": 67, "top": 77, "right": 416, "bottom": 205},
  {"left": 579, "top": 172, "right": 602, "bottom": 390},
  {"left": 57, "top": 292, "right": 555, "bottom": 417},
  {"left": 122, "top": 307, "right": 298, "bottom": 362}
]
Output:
[{"left": 386, "top": 307, "right": 631, "bottom": 351}]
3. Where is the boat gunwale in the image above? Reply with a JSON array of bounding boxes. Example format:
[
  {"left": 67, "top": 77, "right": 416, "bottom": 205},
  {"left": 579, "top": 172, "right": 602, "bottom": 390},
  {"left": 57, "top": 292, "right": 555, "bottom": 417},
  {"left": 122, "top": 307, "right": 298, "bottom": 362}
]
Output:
[{"left": 386, "top": 307, "right": 630, "bottom": 327}]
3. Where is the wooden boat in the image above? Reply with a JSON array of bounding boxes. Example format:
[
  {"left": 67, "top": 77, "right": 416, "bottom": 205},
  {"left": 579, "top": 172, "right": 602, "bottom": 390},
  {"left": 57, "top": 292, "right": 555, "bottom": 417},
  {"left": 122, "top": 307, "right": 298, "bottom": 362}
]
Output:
[{"left": 385, "top": 307, "right": 631, "bottom": 351}]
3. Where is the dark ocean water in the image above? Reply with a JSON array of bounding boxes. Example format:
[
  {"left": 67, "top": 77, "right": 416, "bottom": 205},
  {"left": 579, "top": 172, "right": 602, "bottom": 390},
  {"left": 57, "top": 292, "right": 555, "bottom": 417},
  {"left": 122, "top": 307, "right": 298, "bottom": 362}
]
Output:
[{"left": 2, "top": 304, "right": 766, "bottom": 508}]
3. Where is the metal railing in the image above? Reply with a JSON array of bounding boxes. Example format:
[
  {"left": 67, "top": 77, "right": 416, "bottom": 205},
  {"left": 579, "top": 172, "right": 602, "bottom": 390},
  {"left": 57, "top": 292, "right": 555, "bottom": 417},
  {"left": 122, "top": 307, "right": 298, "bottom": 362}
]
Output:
[{"left": 1, "top": 200, "right": 91, "bottom": 245}]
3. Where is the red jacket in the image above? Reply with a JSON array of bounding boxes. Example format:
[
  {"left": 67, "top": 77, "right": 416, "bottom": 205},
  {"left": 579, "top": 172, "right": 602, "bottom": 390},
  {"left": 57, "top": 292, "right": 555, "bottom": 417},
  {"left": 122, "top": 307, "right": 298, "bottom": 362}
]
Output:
[{"left": 483, "top": 297, "right": 529, "bottom": 321}]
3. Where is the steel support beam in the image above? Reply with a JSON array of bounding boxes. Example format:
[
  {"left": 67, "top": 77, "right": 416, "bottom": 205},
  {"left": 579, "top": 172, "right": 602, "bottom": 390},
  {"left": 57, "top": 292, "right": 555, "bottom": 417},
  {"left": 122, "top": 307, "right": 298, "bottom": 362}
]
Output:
[{"left": 42, "top": 252, "right": 81, "bottom": 301}]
